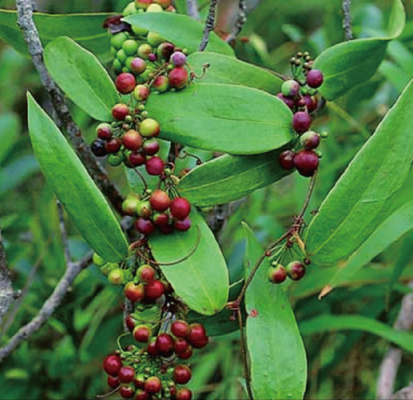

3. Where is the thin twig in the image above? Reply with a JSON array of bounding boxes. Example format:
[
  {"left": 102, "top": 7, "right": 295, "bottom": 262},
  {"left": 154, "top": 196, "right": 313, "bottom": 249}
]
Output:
[
  {"left": 186, "top": 0, "right": 200, "bottom": 20},
  {"left": 16, "top": 0, "right": 123, "bottom": 212},
  {"left": 0, "top": 252, "right": 92, "bottom": 363},
  {"left": 0, "top": 227, "right": 15, "bottom": 326},
  {"left": 237, "top": 308, "right": 253, "bottom": 400},
  {"left": 342, "top": 0, "right": 353, "bottom": 41},
  {"left": 57, "top": 201, "right": 71, "bottom": 265},
  {"left": 297, "top": 172, "right": 317, "bottom": 220},
  {"left": 376, "top": 281, "right": 413, "bottom": 400},
  {"left": 199, "top": 0, "right": 218, "bottom": 51}
]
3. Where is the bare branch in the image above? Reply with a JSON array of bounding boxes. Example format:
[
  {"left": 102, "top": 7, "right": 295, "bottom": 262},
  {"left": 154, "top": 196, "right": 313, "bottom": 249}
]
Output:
[
  {"left": 0, "top": 227, "right": 15, "bottom": 326},
  {"left": 57, "top": 201, "right": 71, "bottom": 265},
  {"left": 199, "top": 0, "right": 218, "bottom": 52},
  {"left": 0, "top": 252, "right": 92, "bottom": 363},
  {"left": 391, "top": 385, "right": 413, "bottom": 400},
  {"left": 16, "top": 0, "right": 123, "bottom": 212},
  {"left": 186, "top": 0, "right": 200, "bottom": 20},
  {"left": 342, "top": 0, "right": 353, "bottom": 41},
  {"left": 377, "top": 282, "right": 413, "bottom": 400}
]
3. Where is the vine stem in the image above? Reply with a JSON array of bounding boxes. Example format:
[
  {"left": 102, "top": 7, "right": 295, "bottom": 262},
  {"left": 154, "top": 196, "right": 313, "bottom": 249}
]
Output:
[
  {"left": 342, "top": 0, "right": 353, "bottom": 41},
  {"left": 199, "top": 0, "right": 218, "bottom": 51}
]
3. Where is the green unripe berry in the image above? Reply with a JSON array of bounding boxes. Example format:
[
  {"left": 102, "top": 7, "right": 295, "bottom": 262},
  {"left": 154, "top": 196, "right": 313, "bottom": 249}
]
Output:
[
  {"left": 281, "top": 79, "right": 300, "bottom": 97},
  {"left": 125, "top": 56, "right": 135, "bottom": 70},
  {"left": 132, "top": 25, "right": 149, "bottom": 36},
  {"left": 116, "top": 49, "right": 128, "bottom": 64},
  {"left": 138, "top": 44, "right": 153, "bottom": 60},
  {"left": 100, "top": 262, "right": 119, "bottom": 276},
  {"left": 123, "top": 1, "right": 138, "bottom": 16},
  {"left": 147, "top": 3, "right": 163, "bottom": 12},
  {"left": 140, "top": 118, "right": 160, "bottom": 137},
  {"left": 107, "top": 153, "right": 124, "bottom": 166},
  {"left": 111, "top": 32, "right": 128, "bottom": 49},
  {"left": 133, "top": 84, "right": 150, "bottom": 101},
  {"left": 113, "top": 59, "right": 123, "bottom": 74},
  {"left": 93, "top": 253, "right": 106, "bottom": 266},
  {"left": 110, "top": 46, "right": 117, "bottom": 56},
  {"left": 108, "top": 268, "right": 125, "bottom": 285},
  {"left": 122, "top": 66, "right": 131, "bottom": 73},
  {"left": 147, "top": 31, "right": 165, "bottom": 47},
  {"left": 123, "top": 39, "right": 139, "bottom": 56}
]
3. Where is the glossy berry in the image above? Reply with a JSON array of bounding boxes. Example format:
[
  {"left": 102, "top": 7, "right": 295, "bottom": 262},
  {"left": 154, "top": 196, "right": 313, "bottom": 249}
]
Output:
[
  {"left": 170, "top": 51, "right": 187, "bottom": 67},
  {"left": 286, "top": 261, "right": 306, "bottom": 281},
  {"left": 306, "top": 69, "right": 324, "bottom": 88},
  {"left": 278, "top": 150, "right": 295, "bottom": 170},
  {"left": 169, "top": 67, "right": 189, "bottom": 89},
  {"left": 267, "top": 265, "right": 287, "bottom": 284},
  {"left": 293, "top": 150, "right": 319, "bottom": 177},
  {"left": 129, "top": 152, "right": 147, "bottom": 167},
  {"left": 123, "top": 130, "right": 143, "bottom": 151},
  {"left": 300, "top": 131, "right": 320, "bottom": 150},
  {"left": 176, "top": 388, "right": 193, "bottom": 400},
  {"left": 276, "top": 93, "right": 295, "bottom": 109},
  {"left": 106, "top": 137, "right": 122, "bottom": 154},
  {"left": 157, "top": 42, "right": 175, "bottom": 60},
  {"left": 108, "top": 268, "right": 125, "bottom": 285},
  {"left": 119, "top": 385, "right": 135, "bottom": 399},
  {"left": 133, "top": 85, "right": 150, "bottom": 102},
  {"left": 177, "top": 347, "right": 193, "bottom": 360},
  {"left": 91, "top": 139, "right": 107, "bottom": 157},
  {"left": 143, "top": 138, "right": 160, "bottom": 155},
  {"left": 125, "top": 315, "right": 136, "bottom": 331},
  {"left": 147, "top": 337, "right": 159, "bottom": 356},
  {"left": 107, "top": 375, "right": 120, "bottom": 389},
  {"left": 145, "top": 156, "right": 164, "bottom": 176},
  {"left": 174, "top": 217, "right": 191, "bottom": 231},
  {"left": 135, "top": 0, "right": 153, "bottom": 9},
  {"left": 122, "top": 195, "right": 140, "bottom": 216},
  {"left": 170, "top": 197, "right": 191, "bottom": 220},
  {"left": 174, "top": 365, "right": 192, "bottom": 384},
  {"left": 135, "top": 390, "right": 150, "bottom": 400},
  {"left": 119, "top": 366, "right": 135, "bottom": 383},
  {"left": 137, "top": 264, "right": 156, "bottom": 281},
  {"left": 145, "top": 280, "right": 165, "bottom": 300},
  {"left": 150, "top": 189, "right": 171, "bottom": 212},
  {"left": 174, "top": 337, "right": 190, "bottom": 353},
  {"left": 136, "top": 200, "right": 152, "bottom": 219},
  {"left": 134, "top": 374, "right": 146, "bottom": 390},
  {"left": 116, "top": 73, "right": 136, "bottom": 94},
  {"left": 153, "top": 75, "right": 169, "bottom": 92},
  {"left": 140, "top": 118, "right": 160, "bottom": 137},
  {"left": 130, "top": 57, "right": 147, "bottom": 75},
  {"left": 124, "top": 282, "right": 145, "bottom": 302},
  {"left": 97, "top": 123, "right": 112, "bottom": 140},
  {"left": 103, "top": 354, "right": 122, "bottom": 376},
  {"left": 281, "top": 79, "right": 300, "bottom": 97},
  {"left": 133, "top": 325, "right": 152, "bottom": 342},
  {"left": 171, "top": 320, "right": 190, "bottom": 338},
  {"left": 112, "top": 103, "right": 130, "bottom": 120},
  {"left": 191, "top": 335, "right": 208, "bottom": 349},
  {"left": 302, "top": 94, "right": 318, "bottom": 112},
  {"left": 153, "top": 212, "right": 170, "bottom": 227},
  {"left": 293, "top": 111, "right": 312, "bottom": 134},
  {"left": 138, "top": 44, "right": 153, "bottom": 59},
  {"left": 122, "top": 40, "right": 138, "bottom": 56},
  {"left": 187, "top": 323, "right": 208, "bottom": 348},
  {"left": 147, "top": 3, "right": 163, "bottom": 12},
  {"left": 135, "top": 217, "right": 156, "bottom": 235},
  {"left": 156, "top": 333, "right": 175, "bottom": 357},
  {"left": 145, "top": 376, "right": 162, "bottom": 394}
]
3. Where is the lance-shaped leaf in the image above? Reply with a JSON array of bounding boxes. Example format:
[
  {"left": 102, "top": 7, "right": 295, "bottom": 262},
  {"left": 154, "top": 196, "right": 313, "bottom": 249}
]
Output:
[
  {"left": 178, "top": 146, "right": 293, "bottom": 207},
  {"left": 27, "top": 93, "right": 128, "bottom": 262},
  {"left": 314, "top": 0, "right": 405, "bottom": 100},
  {"left": 244, "top": 224, "right": 307, "bottom": 400},
  {"left": 306, "top": 78, "right": 413, "bottom": 266},
  {"left": 123, "top": 12, "right": 233, "bottom": 56},
  {"left": 146, "top": 83, "right": 294, "bottom": 155},
  {"left": 149, "top": 209, "right": 229, "bottom": 315},
  {"left": 187, "top": 52, "right": 282, "bottom": 94},
  {"left": 44, "top": 37, "right": 120, "bottom": 121},
  {"left": 0, "top": 10, "right": 111, "bottom": 58}
]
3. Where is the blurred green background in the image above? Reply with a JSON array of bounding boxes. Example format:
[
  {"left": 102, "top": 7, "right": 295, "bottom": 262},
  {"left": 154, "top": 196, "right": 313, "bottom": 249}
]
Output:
[{"left": 1, "top": 0, "right": 413, "bottom": 399}]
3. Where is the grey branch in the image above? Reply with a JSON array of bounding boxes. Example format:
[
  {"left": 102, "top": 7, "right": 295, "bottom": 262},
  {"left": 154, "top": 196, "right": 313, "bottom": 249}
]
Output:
[
  {"left": 342, "top": 0, "right": 353, "bottom": 41},
  {"left": 0, "top": 253, "right": 92, "bottom": 363},
  {"left": 0, "top": 227, "right": 15, "bottom": 327},
  {"left": 16, "top": 0, "right": 123, "bottom": 212},
  {"left": 226, "top": 0, "right": 248, "bottom": 43},
  {"left": 376, "top": 282, "right": 413, "bottom": 400},
  {"left": 57, "top": 201, "right": 71, "bottom": 266},
  {"left": 199, "top": 0, "right": 218, "bottom": 52},
  {"left": 186, "top": 0, "right": 200, "bottom": 20},
  {"left": 391, "top": 385, "right": 413, "bottom": 400}
]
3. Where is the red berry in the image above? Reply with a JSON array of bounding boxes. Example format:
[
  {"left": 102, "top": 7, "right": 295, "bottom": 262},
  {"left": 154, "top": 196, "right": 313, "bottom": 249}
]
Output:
[
  {"left": 176, "top": 388, "right": 193, "bottom": 400},
  {"left": 142, "top": 138, "right": 160, "bottom": 155},
  {"left": 116, "top": 73, "right": 136, "bottom": 94},
  {"left": 133, "top": 325, "right": 152, "bottom": 342},
  {"left": 145, "top": 156, "right": 164, "bottom": 176},
  {"left": 106, "top": 137, "right": 122, "bottom": 154},
  {"left": 300, "top": 131, "right": 320, "bottom": 150},
  {"left": 107, "top": 375, "right": 120, "bottom": 389},
  {"left": 112, "top": 104, "right": 130, "bottom": 120},
  {"left": 177, "top": 347, "right": 193, "bottom": 360},
  {"left": 119, "top": 366, "right": 135, "bottom": 383},
  {"left": 174, "top": 365, "right": 192, "bottom": 384},
  {"left": 124, "top": 282, "right": 145, "bottom": 302},
  {"left": 169, "top": 67, "right": 189, "bottom": 89},
  {"left": 292, "top": 111, "right": 312, "bottom": 134},
  {"left": 150, "top": 189, "right": 171, "bottom": 212},
  {"left": 279, "top": 150, "right": 295, "bottom": 171},
  {"left": 302, "top": 95, "right": 318, "bottom": 112},
  {"left": 134, "top": 374, "right": 146, "bottom": 389},
  {"left": 97, "top": 123, "right": 112, "bottom": 140},
  {"left": 293, "top": 150, "right": 319, "bottom": 177},
  {"left": 136, "top": 0, "right": 153, "bottom": 10},
  {"left": 157, "top": 42, "right": 175, "bottom": 60},
  {"left": 130, "top": 57, "right": 146, "bottom": 74},
  {"left": 125, "top": 315, "right": 136, "bottom": 331},
  {"left": 267, "top": 265, "right": 287, "bottom": 284},
  {"left": 136, "top": 264, "right": 156, "bottom": 281},
  {"left": 135, "top": 390, "right": 149, "bottom": 400},
  {"left": 119, "top": 385, "right": 135, "bottom": 398},
  {"left": 171, "top": 320, "right": 190, "bottom": 338},
  {"left": 174, "top": 217, "right": 191, "bottom": 231},
  {"left": 187, "top": 323, "right": 207, "bottom": 348},
  {"left": 170, "top": 197, "right": 191, "bottom": 220},
  {"left": 133, "top": 84, "right": 150, "bottom": 102},
  {"left": 174, "top": 337, "right": 190, "bottom": 353},
  {"left": 191, "top": 335, "right": 208, "bottom": 349},
  {"left": 159, "top": 224, "right": 174, "bottom": 234},
  {"left": 286, "top": 261, "right": 306, "bottom": 281},
  {"left": 135, "top": 218, "right": 156, "bottom": 235},
  {"left": 145, "top": 376, "right": 161, "bottom": 394},
  {"left": 145, "top": 280, "right": 165, "bottom": 300},
  {"left": 153, "top": 75, "right": 169, "bottom": 92},
  {"left": 129, "top": 152, "right": 147, "bottom": 167},
  {"left": 155, "top": 333, "right": 174, "bottom": 357},
  {"left": 276, "top": 93, "right": 295, "bottom": 109},
  {"left": 153, "top": 212, "right": 170, "bottom": 227},
  {"left": 306, "top": 69, "right": 324, "bottom": 88},
  {"left": 147, "top": 337, "right": 159, "bottom": 356},
  {"left": 103, "top": 354, "right": 122, "bottom": 376},
  {"left": 123, "top": 130, "right": 143, "bottom": 151}
]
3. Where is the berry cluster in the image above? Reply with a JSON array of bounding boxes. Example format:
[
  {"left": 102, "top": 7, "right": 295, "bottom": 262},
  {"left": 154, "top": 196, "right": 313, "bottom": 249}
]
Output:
[
  {"left": 267, "top": 260, "right": 307, "bottom": 285},
  {"left": 102, "top": 319, "right": 208, "bottom": 399},
  {"left": 276, "top": 52, "right": 326, "bottom": 178},
  {"left": 122, "top": 190, "right": 192, "bottom": 236}
]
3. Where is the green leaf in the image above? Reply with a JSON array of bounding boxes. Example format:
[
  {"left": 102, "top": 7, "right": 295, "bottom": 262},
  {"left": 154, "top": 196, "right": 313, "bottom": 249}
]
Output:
[
  {"left": 187, "top": 52, "right": 282, "bottom": 94},
  {"left": 244, "top": 223, "right": 307, "bottom": 400},
  {"left": 306, "top": 78, "right": 413, "bottom": 265},
  {"left": 0, "top": 10, "right": 111, "bottom": 59},
  {"left": 0, "top": 112, "right": 20, "bottom": 164},
  {"left": 149, "top": 209, "right": 229, "bottom": 315},
  {"left": 178, "top": 147, "right": 293, "bottom": 207},
  {"left": 314, "top": 0, "right": 405, "bottom": 100},
  {"left": 300, "top": 314, "right": 413, "bottom": 353},
  {"left": 146, "top": 83, "right": 294, "bottom": 155},
  {"left": 44, "top": 37, "right": 120, "bottom": 121},
  {"left": 187, "top": 308, "right": 240, "bottom": 336},
  {"left": 123, "top": 12, "right": 233, "bottom": 56},
  {"left": 27, "top": 93, "right": 128, "bottom": 262}
]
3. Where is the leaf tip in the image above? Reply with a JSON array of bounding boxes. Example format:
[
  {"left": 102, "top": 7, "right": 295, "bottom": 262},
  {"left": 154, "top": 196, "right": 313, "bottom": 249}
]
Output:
[{"left": 318, "top": 284, "right": 334, "bottom": 300}]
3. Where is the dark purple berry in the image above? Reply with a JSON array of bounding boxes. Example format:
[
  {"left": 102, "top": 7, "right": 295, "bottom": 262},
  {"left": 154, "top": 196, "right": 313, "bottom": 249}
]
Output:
[
  {"left": 292, "top": 111, "right": 312, "bottom": 134},
  {"left": 143, "top": 138, "right": 160, "bottom": 155},
  {"left": 300, "top": 131, "right": 320, "bottom": 150},
  {"left": 276, "top": 93, "right": 295, "bottom": 109},
  {"left": 174, "top": 217, "right": 191, "bottom": 231},
  {"left": 306, "top": 69, "right": 324, "bottom": 88},
  {"left": 279, "top": 150, "right": 295, "bottom": 170},
  {"left": 91, "top": 139, "right": 108, "bottom": 157},
  {"left": 286, "top": 261, "right": 306, "bottom": 280},
  {"left": 145, "top": 156, "right": 164, "bottom": 176},
  {"left": 135, "top": 218, "right": 156, "bottom": 235},
  {"left": 293, "top": 150, "right": 319, "bottom": 177},
  {"left": 302, "top": 95, "right": 318, "bottom": 112}
]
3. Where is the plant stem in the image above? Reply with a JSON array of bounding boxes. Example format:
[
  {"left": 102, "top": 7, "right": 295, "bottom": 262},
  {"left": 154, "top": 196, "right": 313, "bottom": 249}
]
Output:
[
  {"left": 342, "top": 0, "right": 353, "bottom": 41},
  {"left": 0, "top": 226, "right": 15, "bottom": 327},
  {"left": 237, "top": 308, "right": 254, "bottom": 400},
  {"left": 199, "top": 0, "right": 218, "bottom": 51},
  {"left": 186, "top": 0, "right": 200, "bottom": 20}
]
